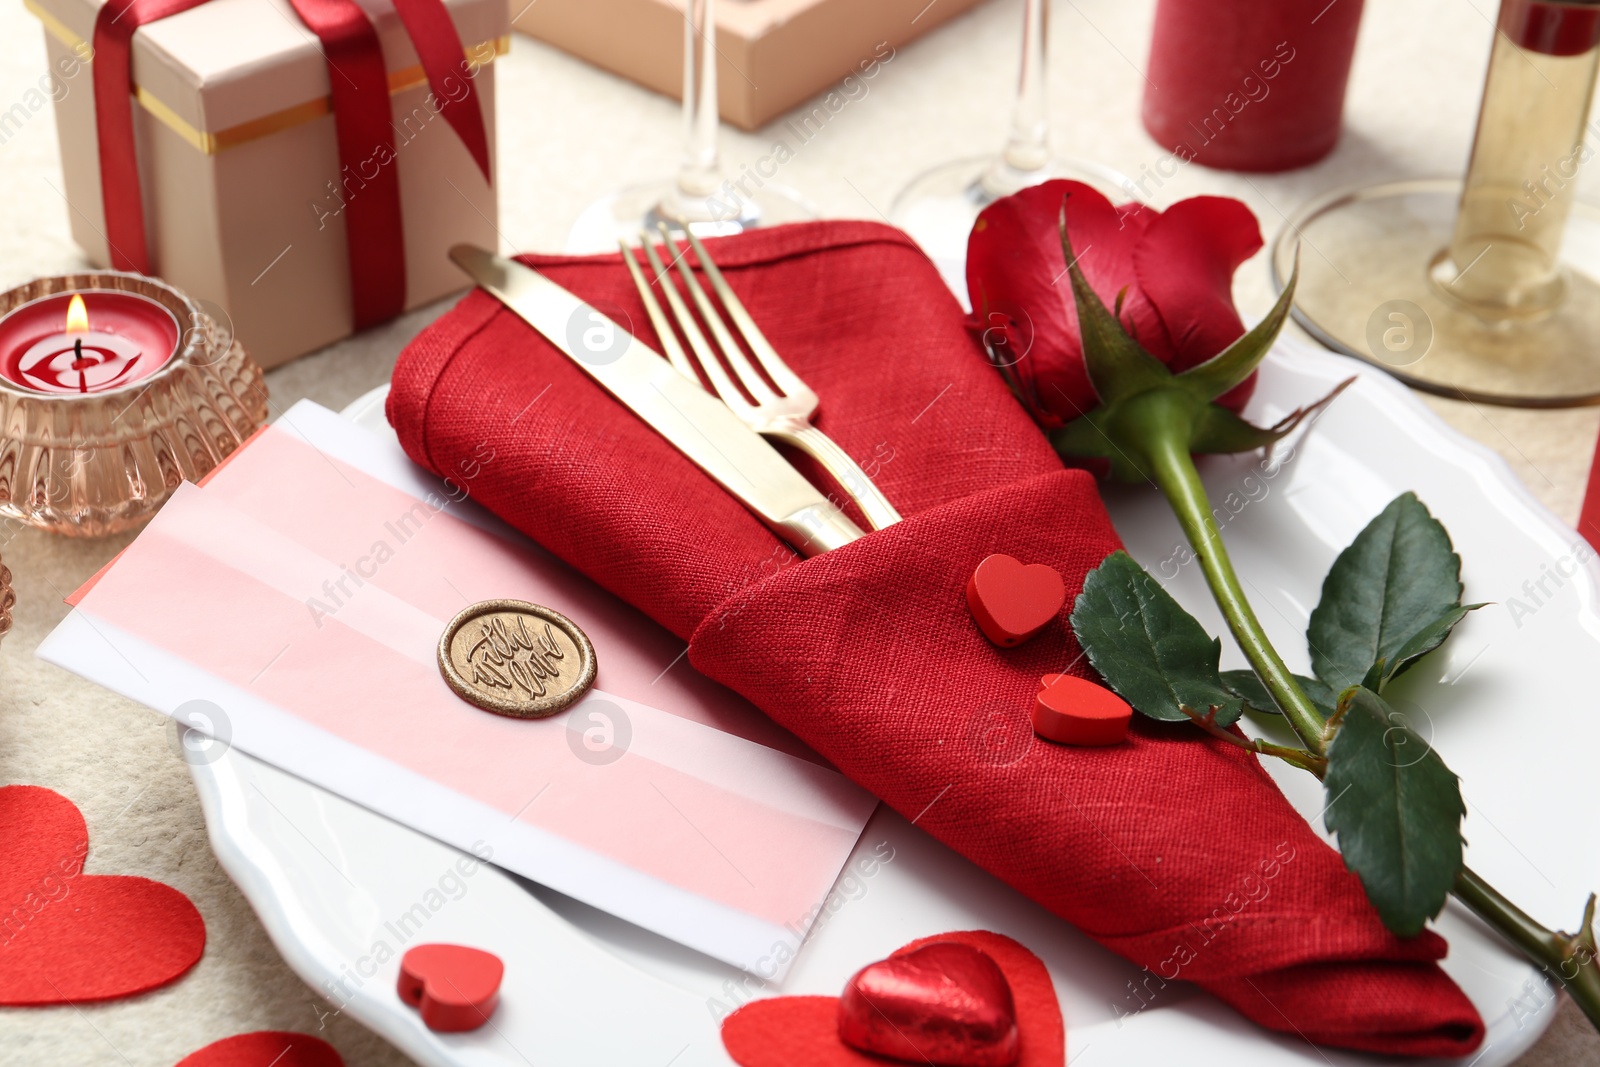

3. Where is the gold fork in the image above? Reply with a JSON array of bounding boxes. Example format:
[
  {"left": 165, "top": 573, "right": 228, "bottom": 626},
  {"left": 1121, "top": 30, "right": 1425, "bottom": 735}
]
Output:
[{"left": 619, "top": 226, "right": 901, "bottom": 530}]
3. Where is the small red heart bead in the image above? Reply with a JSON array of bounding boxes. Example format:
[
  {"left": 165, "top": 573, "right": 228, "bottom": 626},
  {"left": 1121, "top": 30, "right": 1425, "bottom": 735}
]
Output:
[
  {"left": 398, "top": 943, "right": 503, "bottom": 1032},
  {"left": 967, "top": 555, "right": 1066, "bottom": 647},
  {"left": 1033, "top": 674, "right": 1131, "bottom": 746},
  {"left": 837, "top": 942, "right": 1019, "bottom": 1067}
]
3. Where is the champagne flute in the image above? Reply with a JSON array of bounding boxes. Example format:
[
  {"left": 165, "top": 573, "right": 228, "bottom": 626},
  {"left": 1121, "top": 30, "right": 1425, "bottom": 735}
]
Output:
[
  {"left": 1273, "top": 0, "right": 1600, "bottom": 406},
  {"left": 567, "top": 0, "right": 814, "bottom": 251},
  {"left": 890, "top": 0, "right": 1135, "bottom": 284}
]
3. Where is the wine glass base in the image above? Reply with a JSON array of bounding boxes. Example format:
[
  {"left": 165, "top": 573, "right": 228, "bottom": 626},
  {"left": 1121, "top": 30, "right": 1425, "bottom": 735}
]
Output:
[
  {"left": 567, "top": 180, "right": 818, "bottom": 254},
  {"left": 1271, "top": 177, "right": 1600, "bottom": 408},
  {"left": 890, "top": 155, "right": 1137, "bottom": 304}
]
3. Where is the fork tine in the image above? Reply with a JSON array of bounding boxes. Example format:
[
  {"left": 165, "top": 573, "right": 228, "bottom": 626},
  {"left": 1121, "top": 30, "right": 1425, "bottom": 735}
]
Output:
[
  {"left": 657, "top": 224, "right": 780, "bottom": 405},
  {"left": 681, "top": 228, "right": 807, "bottom": 397},
  {"left": 618, "top": 240, "right": 699, "bottom": 384},
  {"left": 638, "top": 230, "right": 752, "bottom": 413}
]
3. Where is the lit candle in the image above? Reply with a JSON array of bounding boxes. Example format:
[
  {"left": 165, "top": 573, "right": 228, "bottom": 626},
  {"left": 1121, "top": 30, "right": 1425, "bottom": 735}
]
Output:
[{"left": 0, "top": 289, "right": 180, "bottom": 395}]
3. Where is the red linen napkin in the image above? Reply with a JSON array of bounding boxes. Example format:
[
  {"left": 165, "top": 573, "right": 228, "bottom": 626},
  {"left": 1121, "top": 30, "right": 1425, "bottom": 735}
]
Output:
[{"left": 387, "top": 221, "right": 1483, "bottom": 1056}]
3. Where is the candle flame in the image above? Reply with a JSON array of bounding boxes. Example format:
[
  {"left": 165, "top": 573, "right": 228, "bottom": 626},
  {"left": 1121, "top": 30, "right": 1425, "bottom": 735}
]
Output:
[{"left": 65, "top": 294, "right": 89, "bottom": 335}]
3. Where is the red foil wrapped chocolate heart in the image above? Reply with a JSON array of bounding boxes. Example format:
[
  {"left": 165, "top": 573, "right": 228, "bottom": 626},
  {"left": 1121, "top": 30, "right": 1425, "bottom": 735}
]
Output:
[
  {"left": 721, "top": 931, "right": 1061, "bottom": 1067},
  {"left": 837, "top": 942, "right": 1020, "bottom": 1067}
]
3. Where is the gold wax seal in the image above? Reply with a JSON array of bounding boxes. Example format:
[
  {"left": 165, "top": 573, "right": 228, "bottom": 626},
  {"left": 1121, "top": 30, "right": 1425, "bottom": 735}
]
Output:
[{"left": 437, "top": 600, "right": 597, "bottom": 719}]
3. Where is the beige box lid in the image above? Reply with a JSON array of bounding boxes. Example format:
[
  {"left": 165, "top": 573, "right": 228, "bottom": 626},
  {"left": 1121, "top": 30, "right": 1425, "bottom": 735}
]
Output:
[
  {"left": 28, "top": 0, "right": 508, "bottom": 147},
  {"left": 516, "top": 0, "right": 986, "bottom": 130}
]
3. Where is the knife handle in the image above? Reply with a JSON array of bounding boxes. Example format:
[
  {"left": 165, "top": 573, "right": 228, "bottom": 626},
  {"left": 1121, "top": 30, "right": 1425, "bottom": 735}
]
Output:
[{"left": 777, "top": 502, "right": 866, "bottom": 557}]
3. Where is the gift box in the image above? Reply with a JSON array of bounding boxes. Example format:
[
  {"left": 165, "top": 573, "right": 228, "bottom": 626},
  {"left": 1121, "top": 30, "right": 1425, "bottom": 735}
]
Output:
[
  {"left": 514, "top": 0, "right": 989, "bottom": 131},
  {"left": 26, "top": 0, "right": 507, "bottom": 369}
]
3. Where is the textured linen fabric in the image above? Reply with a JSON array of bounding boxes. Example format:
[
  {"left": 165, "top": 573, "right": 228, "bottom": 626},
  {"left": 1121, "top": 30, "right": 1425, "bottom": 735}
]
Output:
[
  {"left": 389, "top": 220, "right": 1060, "bottom": 640},
  {"left": 387, "top": 219, "right": 1483, "bottom": 1057}
]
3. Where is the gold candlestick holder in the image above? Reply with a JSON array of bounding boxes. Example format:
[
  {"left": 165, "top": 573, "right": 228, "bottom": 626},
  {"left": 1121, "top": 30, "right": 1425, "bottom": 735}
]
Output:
[
  {"left": 0, "top": 272, "right": 268, "bottom": 537},
  {"left": 1273, "top": 0, "right": 1600, "bottom": 407}
]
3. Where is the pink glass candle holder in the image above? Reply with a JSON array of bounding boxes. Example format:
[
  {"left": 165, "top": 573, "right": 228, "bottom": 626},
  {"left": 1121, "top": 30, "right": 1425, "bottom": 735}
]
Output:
[
  {"left": 0, "top": 272, "right": 268, "bottom": 536},
  {"left": 0, "top": 554, "right": 12, "bottom": 645}
]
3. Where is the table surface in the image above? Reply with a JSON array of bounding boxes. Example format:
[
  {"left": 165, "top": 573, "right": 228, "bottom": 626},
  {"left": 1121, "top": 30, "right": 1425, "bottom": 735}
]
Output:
[{"left": 2, "top": 0, "right": 1597, "bottom": 1063}]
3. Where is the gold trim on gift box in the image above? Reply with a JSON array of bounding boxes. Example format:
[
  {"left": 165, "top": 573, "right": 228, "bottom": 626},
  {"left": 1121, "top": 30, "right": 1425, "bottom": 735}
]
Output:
[{"left": 23, "top": 0, "right": 507, "bottom": 156}]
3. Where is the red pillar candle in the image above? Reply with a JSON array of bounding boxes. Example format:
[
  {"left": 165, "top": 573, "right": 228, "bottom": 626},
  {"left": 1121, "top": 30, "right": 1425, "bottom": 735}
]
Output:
[
  {"left": 1141, "top": 0, "right": 1367, "bottom": 173},
  {"left": 0, "top": 290, "right": 179, "bottom": 394}
]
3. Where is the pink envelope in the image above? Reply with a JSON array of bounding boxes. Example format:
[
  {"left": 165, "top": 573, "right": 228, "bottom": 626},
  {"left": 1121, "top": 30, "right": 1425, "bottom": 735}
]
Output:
[{"left": 42, "top": 402, "right": 876, "bottom": 973}]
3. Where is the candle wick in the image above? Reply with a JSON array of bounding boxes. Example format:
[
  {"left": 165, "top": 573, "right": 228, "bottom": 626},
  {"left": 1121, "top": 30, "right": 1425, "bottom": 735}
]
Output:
[{"left": 75, "top": 338, "right": 86, "bottom": 394}]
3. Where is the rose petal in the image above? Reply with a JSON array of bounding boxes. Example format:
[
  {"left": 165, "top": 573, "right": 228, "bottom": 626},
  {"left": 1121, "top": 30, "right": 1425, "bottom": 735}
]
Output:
[
  {"left": 1132, "top": 196, "right": 1263, "bottom": 374},
  {"left": 968, "top": 181, "right": 1167, "bottom": 422},
  {"left": 1060, "top": 189, "right": 1175, "bottom": 366}
]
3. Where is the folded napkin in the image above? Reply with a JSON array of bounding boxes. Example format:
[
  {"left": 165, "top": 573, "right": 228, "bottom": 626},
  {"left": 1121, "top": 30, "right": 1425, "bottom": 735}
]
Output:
[{"left": 388, "top": 221, "right": 1484, "bottom": 1056}]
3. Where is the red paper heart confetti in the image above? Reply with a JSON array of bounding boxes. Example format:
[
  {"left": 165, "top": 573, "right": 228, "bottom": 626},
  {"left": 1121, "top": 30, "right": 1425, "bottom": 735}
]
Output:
[
  {"left": 398, "top": 943, "right": 504, "bottom": 1032},
  {"left": 175, "top": 1031, "right": 344, "bottom": 1067},
  {"left": 840, "top": 941, "right": 1018, "bottom": 1066},
  {"left": 967, "top": 554, "right": 1067, "bottom": 647},
  {"left": 0, "top": 785, "right": 206, "bottom": 1005},
  {"left": 721, "top": 931, "right": 1063, "bottom": 1067},
  {"left": 1033, "top": 674, "right": 1132, "bottom": 746}
]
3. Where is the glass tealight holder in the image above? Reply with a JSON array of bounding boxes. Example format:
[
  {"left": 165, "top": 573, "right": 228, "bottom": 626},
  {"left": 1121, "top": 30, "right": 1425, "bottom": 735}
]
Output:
[
  {"left": 0, "top": 272, "right": 269, "bottom": 536},
  {"left": 0, "top": 553, "right": 13, "bottom": 645}
]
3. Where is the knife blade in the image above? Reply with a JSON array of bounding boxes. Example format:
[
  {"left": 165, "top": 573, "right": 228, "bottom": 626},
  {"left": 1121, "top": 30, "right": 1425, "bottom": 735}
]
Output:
[{"left": 449, "top": 244, "right": 865, "bottom": 556}]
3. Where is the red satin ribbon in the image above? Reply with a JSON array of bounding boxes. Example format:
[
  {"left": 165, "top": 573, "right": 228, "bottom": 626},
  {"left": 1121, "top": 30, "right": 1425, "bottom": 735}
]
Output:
[
  {"left": 91, "top": 0, "right": 492, "bottom": 330},
  {"left": 93, "top": 0, "right": 218, "bottom": 275},
  {"left": 284, "top": 0, "right": 406, "bottom": 328},
  {"left": 391, "top": 0, "right": 493, "bottom": 183}
]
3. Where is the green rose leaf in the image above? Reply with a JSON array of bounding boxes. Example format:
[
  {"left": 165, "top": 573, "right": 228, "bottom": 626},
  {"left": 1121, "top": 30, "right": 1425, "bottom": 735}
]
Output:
[
  {"left": 1308, "top": 493, "right": 1465, "bottom": 691},
  {"left": 1071, "top": 551, "right": 1244, "bottom": 726},
  {"left": 1220, "top": 669, "right": 1338, "bottom": 721},
  {"left": 1323, "top": 687, "right": 1465, "bottom": 937},
  {"left": 1376, "top": 604, "right": 1487, "bottom": 688}
]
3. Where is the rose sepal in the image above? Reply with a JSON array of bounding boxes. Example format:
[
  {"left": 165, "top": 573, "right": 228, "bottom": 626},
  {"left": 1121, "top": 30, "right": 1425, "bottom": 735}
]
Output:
[{"left": 1047, "top": 205, "right": 1344, "bottom": 480}]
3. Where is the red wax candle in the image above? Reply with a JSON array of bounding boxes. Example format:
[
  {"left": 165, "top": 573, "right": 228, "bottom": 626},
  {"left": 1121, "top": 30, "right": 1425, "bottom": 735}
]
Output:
[
  {"left": 0, "top": 290, "right": 180, "bottom": 395},
  {"left": 1141, "top": 0, "right": 1367, "bottom": 173}
]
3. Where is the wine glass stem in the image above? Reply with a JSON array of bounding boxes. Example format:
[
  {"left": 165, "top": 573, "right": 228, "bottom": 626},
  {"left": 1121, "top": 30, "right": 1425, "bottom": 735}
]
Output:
[
  {"left": 1444, "top": 0, "right": 1600, "bottom": 314},
  {"left": 1004, "top": 0, "right": 1050, "bottom": 172},
  {"left": 982, "top": 0, "right": 1051, "bottom": 198},
  {"left": 676, "top": 0, "right": 723, "bottom": 202}
]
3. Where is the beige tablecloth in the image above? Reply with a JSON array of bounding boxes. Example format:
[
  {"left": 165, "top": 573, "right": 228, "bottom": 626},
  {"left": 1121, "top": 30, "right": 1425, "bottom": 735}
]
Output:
[{"left": 1, "top": 0, "right": 1596, "bottom": 1062}]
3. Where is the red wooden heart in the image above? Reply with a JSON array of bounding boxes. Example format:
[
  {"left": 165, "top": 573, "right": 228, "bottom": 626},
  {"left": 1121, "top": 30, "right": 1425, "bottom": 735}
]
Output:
[
  {"left": 840, "top": 941, "right": 1018, "bottom": 1066},
  {"left": 967, "top": 555, "right": 1066, "bottom": 647},
  {"left": 0, "top": 785, "right": 205, "bottom": 1005},
  {"left": 398, "top": 943, "right": 503, "bottom": 1032},
  {"left": 1033, "top": 674, "right": 1132, "bottom": 746},
  {"left": 721, "top": 931, "right": 1064, "bottom": 1067},
  {"left": 174, "top": 1031, "right": 343, "bottom": 1067}
]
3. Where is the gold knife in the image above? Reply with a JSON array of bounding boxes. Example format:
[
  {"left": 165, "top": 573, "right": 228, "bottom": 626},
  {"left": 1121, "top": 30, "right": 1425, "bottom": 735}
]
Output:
[{"left": 450, "top": 245, "right": 864, "bottom": 557}]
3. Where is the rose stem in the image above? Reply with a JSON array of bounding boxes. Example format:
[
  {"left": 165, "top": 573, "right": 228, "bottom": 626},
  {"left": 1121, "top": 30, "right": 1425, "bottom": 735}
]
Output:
[
  {"left": 1129, "top": 388, "right": 1327, "bottom": 752},
  {"left": 1129, "top": 388, "right": 1600, "bottom": 1033}
]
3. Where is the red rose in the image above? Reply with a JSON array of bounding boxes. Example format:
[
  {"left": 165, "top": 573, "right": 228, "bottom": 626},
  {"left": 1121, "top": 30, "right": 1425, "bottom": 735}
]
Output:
[{"left": 966, "top": 180, "right": 1264, "bottom": 428}]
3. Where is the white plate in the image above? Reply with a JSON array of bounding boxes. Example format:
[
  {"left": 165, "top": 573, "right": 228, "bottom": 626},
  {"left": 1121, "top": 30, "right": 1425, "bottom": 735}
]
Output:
[{"left": 190, "top": 342, "right": 1598, "bottom": 1066}]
